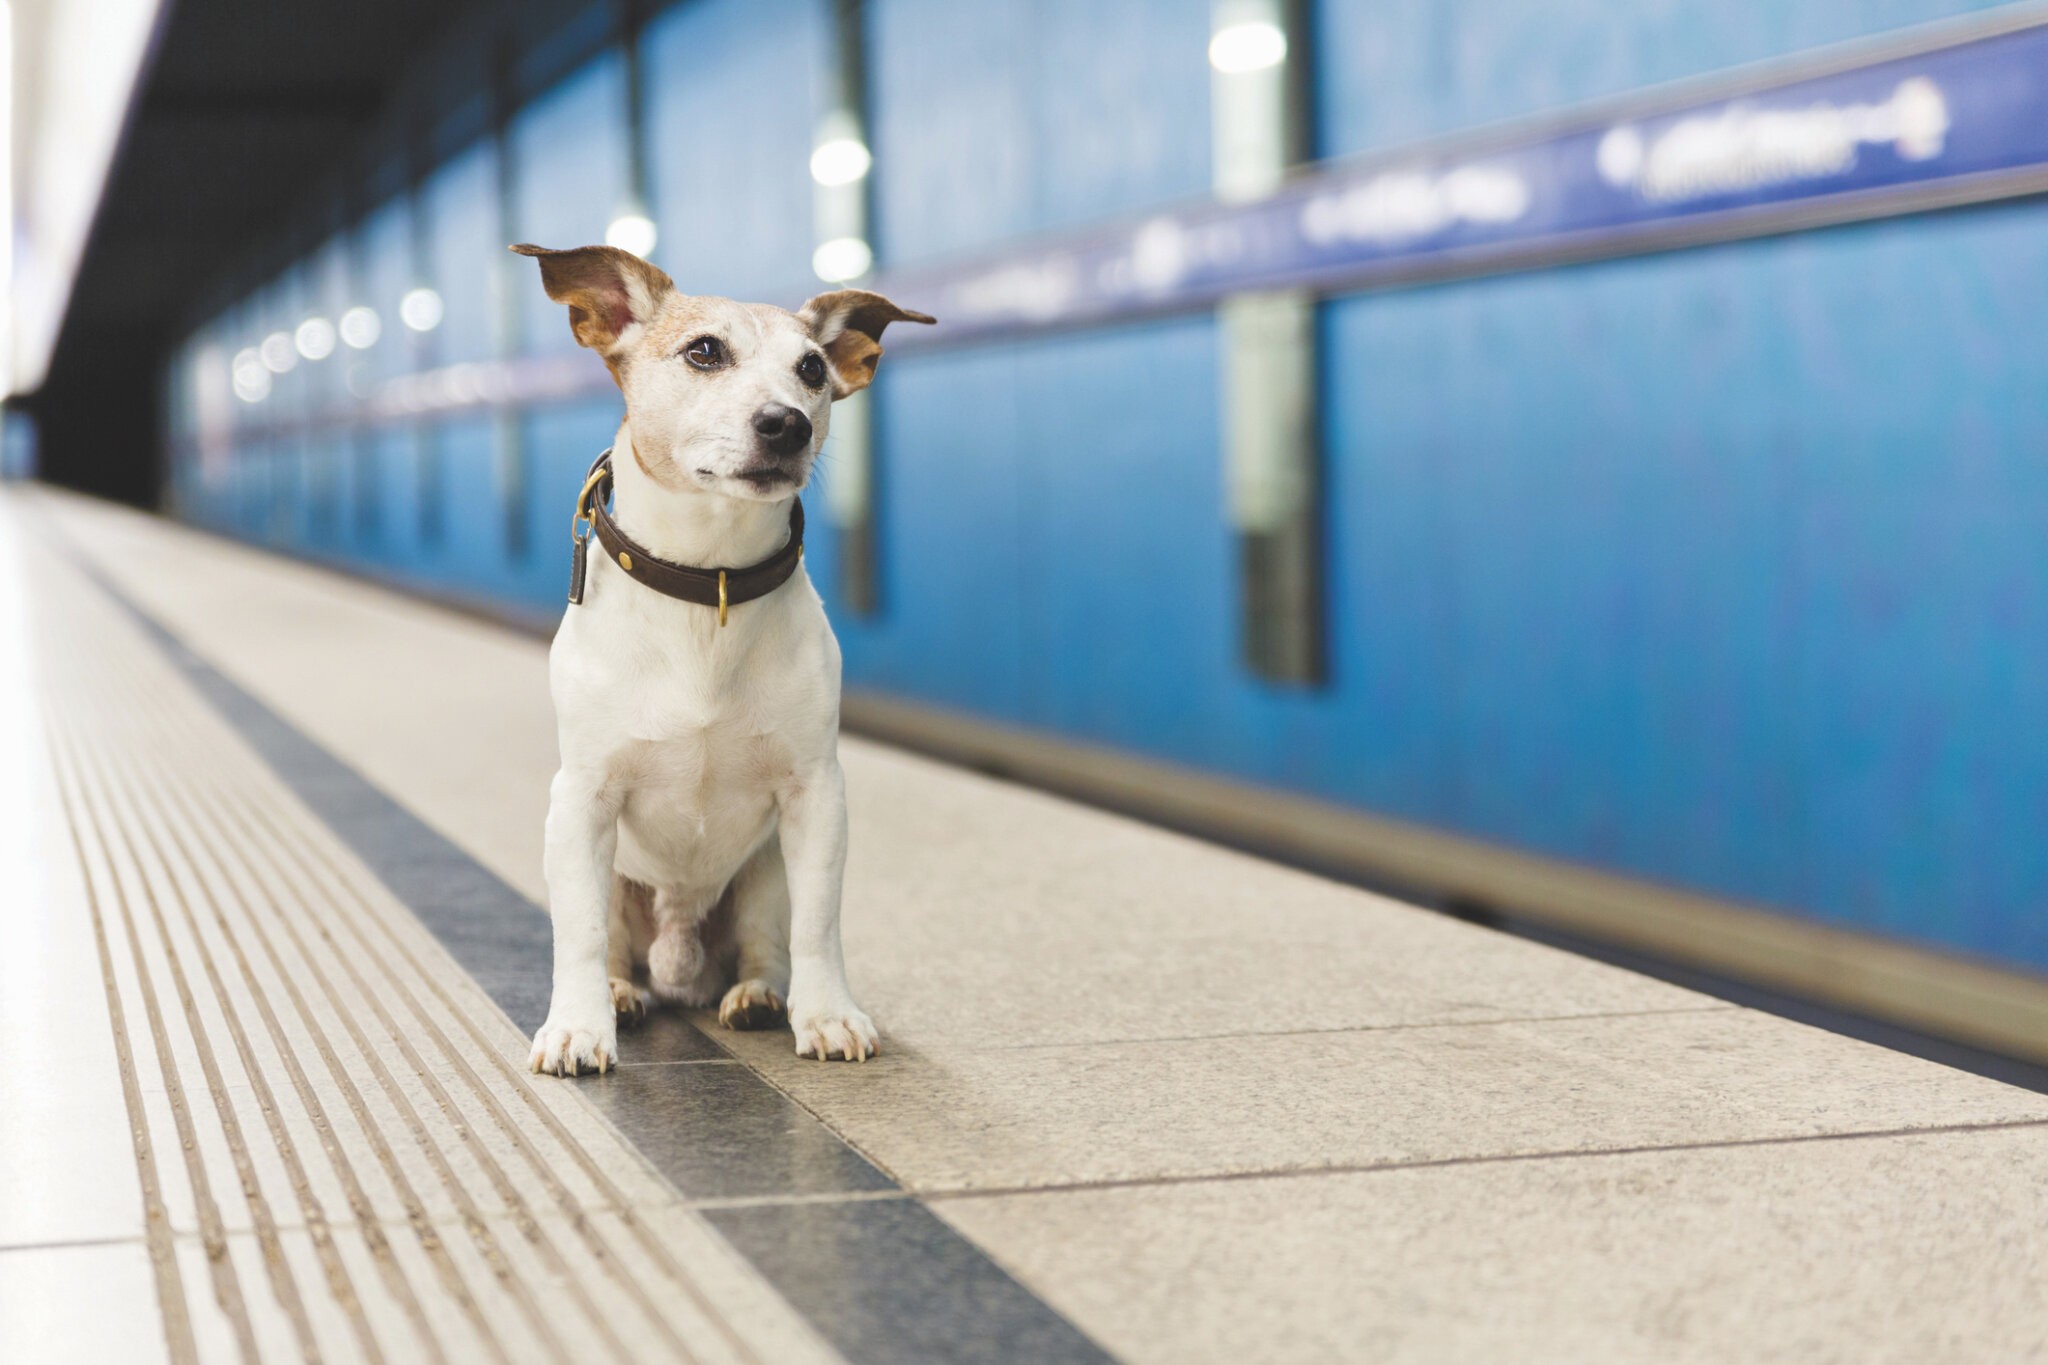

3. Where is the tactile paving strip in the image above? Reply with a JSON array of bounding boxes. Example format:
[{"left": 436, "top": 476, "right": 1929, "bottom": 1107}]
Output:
[{"left": 27, "top": 528, "right": 840, "bottom": 1365}]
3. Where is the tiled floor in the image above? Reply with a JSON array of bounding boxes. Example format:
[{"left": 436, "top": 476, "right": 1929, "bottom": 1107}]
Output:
[
  {"left": 935, "top": 1125, "right": 2048, "bottom": 1364},
  {"left": 9, "top": 484, "right": 2048, "bottom": 1364}
]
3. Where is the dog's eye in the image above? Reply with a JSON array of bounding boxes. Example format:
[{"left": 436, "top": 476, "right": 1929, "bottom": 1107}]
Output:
[
  {"left": 796, "top": 352, "right": 826, "bottom": 389},
  {"left": 683, "top": 336, "right": 727, "bottom": 369}
]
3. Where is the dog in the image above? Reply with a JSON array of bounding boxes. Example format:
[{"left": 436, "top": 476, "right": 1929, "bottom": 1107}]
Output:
[{"left": 511, "top": 241, "right": 932, "bottom": 1076}]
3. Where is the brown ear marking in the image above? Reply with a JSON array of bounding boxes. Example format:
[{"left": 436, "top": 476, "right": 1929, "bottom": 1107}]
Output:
[
  {"left": 797, "top": 289, "right": 937, "bottom": 398},
  {"left": 509, "top": 243, "right": 674, "bottom": 356}
]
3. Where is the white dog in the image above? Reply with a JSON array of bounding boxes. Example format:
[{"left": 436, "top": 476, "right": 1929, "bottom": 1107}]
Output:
[{"left": 511, "top": 241, "right": 932, "bottom": 1076}]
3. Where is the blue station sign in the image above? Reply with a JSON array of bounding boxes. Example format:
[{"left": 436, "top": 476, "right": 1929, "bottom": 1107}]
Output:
[{"left": 887, "top": 11, "right": 2048, "bottom": 344}]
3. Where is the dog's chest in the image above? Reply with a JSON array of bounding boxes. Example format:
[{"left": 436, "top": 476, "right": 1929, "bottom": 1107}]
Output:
[
  {"left": 554, "top": 560, "right": 836, "bottom": 887},
  {"left": 624, "top": 702, "right": 793, "bottom": 800},
  {"left": 588, "top": 634, "right": 800, "bottom": 874},
  {"left": 608, "top": 704, "right": 789, "bottom": 878}
]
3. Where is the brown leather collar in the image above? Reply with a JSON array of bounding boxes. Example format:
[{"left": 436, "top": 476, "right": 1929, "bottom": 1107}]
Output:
[{"left": 568, "top": 449, "right": 804, "bottom": 622}]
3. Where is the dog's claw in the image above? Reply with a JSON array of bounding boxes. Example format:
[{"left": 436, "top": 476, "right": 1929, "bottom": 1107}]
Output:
[
  {"left": 529, "top": 1015, "right": 617, "bottom": 1078},
  {"left": 720, "top": 980, "right": 789, "bottom": 1031},
  {"left": 609, "top": 977, "right": 649, "bottom": 1025},
  {"left": 789, "top": 1004, "right": 879, "bottom": 1063}
]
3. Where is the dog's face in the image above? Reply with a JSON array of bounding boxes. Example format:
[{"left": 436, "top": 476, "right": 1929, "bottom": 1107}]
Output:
[{"left": 512, "top": 243, "right": 933, "bottom": 501}]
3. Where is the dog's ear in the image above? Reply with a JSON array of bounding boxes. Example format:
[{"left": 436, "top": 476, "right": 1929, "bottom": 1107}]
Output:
[
  {"left": 796, "top": 290, "right": 936, "bottom": 398},
  {"left": 510, "top": 243, "right": 674, "bottom": 357}
]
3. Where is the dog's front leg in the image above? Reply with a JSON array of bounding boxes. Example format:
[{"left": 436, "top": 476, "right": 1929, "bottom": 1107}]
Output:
[
  {"left": 531, "top": 768, "right": 622, "bottom": 1076},
  {"left": 777, "top": 757, "right": 877, "bottom": 1061}
]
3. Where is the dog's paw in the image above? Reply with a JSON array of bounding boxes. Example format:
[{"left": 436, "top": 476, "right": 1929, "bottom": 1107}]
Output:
[
  {"left": 529, "top": 1012, "right": 618, "bottom": 1077},
  {"left": 790, "top": 1000, "right": 879, "bottom": 1063},
  {"left": 610, "top": 977, "right": 650, "bottom": 1025},
  {"left": 718, "top": 979, "right": 787, "bottom": 1031}
]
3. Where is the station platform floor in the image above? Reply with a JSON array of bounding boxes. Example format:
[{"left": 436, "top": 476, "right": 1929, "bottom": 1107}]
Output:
[{"left": 5, "top": 483, "right": 2048, "bottom": 1364}]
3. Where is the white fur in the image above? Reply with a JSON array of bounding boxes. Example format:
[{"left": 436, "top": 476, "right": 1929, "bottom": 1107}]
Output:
[{"left": 523, "top": 258, "right": 908, "bottom": 1076}]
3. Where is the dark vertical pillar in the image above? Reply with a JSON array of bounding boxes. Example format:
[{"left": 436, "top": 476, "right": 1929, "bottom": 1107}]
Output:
[
  {"left": 1213, "top": 0, "right": 1323, "bottom": 684},
  {"left": 342, "top": 182, "right": 381, "bottom": 547},
  {"left": 406, "top": 133, "right": 444, "bottom": 548},
  {"left": 490, "top": 32, "right": 528, "bottom": 562},
  {"left": 819, "top": 0, "right": 881, "bottom": 616},
  {"left": 620, "top": 0, "right": 654, "bottom": 223}
]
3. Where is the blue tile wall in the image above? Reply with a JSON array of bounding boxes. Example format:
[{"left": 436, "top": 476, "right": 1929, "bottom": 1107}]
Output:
[
  {"left": 511, "top": 54, "right": 631, "bottom": 352},
  {"left": 1314, "top": 0, "right": 2013, "bottom": 156},
  {"left": 422, "top": 141, "right": 500, "bottom": 366},
  {"left": 164, "top": 0, "right": 2048, "bottom": 980},
  {"left": 356, "top": 195, "right": 416, "bottom": 385},
  {"left": 868, "top": 0, "right": 1212, "bottom": 263},
  {"left": 645, "top": 0, "right": 826, "bottom": 303}
]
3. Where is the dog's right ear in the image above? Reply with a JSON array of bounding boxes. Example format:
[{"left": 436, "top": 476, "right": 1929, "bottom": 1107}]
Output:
[{"left": 509, "top": 243, "right": 674, "bottom": 357}]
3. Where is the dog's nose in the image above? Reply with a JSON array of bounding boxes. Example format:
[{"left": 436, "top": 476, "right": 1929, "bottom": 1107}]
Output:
[{"left": 752, "top": 404, "right": 813, "bottom": 458}]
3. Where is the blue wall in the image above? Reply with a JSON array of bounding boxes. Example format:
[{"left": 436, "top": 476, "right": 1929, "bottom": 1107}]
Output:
[{"left": 166, "top": 0, "right": 2048, "bottom": 977}]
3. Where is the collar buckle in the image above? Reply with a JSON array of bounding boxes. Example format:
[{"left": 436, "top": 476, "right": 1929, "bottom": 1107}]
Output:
[{"left": 571, "top": 456, "right": 610, "bottom": 544}]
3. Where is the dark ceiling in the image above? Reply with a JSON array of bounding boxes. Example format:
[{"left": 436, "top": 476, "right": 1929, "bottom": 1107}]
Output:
[{"left": 26, "top": 0, "right": 481, "bottom": 504}]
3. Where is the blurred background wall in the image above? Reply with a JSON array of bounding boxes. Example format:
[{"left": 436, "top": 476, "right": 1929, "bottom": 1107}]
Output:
[{"left": 11, "top": 1, "right": 2046, "bottom": 1013}]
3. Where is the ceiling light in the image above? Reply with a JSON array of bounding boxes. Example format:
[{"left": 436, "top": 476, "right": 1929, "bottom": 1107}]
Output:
[
  {"left": 338, "top": 305, "right": 381, "bottom": 349},
  {"left": 1209, "top": 21, "right": 1287, "bottom": 74},
  {"left": 259, "top": 331, "right": 297, "bottom": 373},
  {"left": 812, "top": 236, "right": 873, "bottom": 283},
  {"left": 231, "top": 350, "right": 271, "bottom": 403},
  {"left": 810, "top": 138, "right": 872, "bottom": 187},
  {"left": 399, "top": 287, "right": 444, "bottom": 332},
  {"left": 294, "top": 316, "right": 336, "bottom": 361},
  {"left": 605, "top": 212, "right": 658, "bottom": 257}
]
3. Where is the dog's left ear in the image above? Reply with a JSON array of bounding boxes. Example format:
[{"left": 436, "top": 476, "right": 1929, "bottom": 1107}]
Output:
[{"left": 797, "top": 290, "right": 936, "bottom": 399}]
